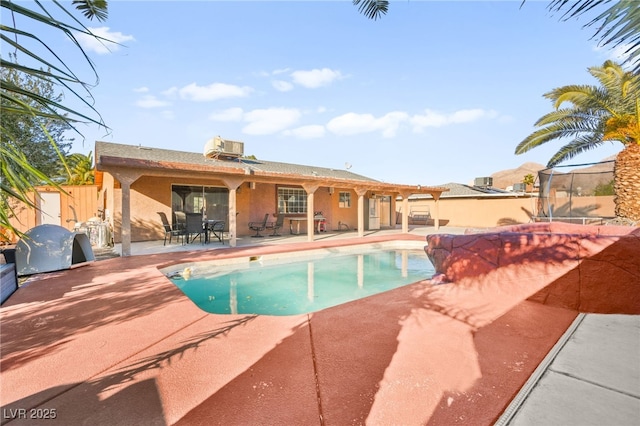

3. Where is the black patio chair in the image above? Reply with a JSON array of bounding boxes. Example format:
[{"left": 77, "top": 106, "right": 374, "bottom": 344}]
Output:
[
  {"left": 157, "top": 211, "right": 185, "bottom": 245},
  {"left": 185, "top": 213, "right": 204, "bottom": 244},
  {"left": 248, "top": 213, "right": 270, "bottom": 237},
  {"left": 266, "top": 215, "right": 284, "bottom": 236},
  {"left": 207, "top": 221, "right": 225, "bottom": 244}
]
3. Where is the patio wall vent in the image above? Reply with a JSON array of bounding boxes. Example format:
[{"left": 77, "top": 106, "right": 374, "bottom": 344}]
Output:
[{"left": 204, "top": 136, "right": 244, "bottom": 160}]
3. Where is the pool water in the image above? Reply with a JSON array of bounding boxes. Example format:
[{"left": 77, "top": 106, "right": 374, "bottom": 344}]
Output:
[{"left": 169, "top": 249, "right": 434, "bottom": 316}]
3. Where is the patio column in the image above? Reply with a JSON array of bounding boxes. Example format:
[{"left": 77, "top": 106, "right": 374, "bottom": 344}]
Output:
[
  {"left": 222, "top": 178, "right": 244, "bottom": 248},
  {"left": 110, "top": 172, "right": 141, "bottom": 257},
  {"left": 432, "top": 191, "right": 442, "bottom": 231},
  {"left": 302, "top": 184, "right": 320, "bottom": 242},
  {"left": 355, "top": 188, "right": 368, "bottom": 238},
  {"left": 398, "top": 191, "right": 413, "bottom": 234}
]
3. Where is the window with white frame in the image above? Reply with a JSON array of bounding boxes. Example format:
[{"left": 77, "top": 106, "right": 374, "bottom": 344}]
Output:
[
  {"left": 339, "top": 191, "right": 351, "bottom": 208},
  {"left": 277, "top": 187, "right": 307, "bottom": 214}
]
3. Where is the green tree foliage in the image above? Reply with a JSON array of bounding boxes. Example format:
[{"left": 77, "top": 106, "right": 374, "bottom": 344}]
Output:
[
  {"left": 516, "top": 60, "right": 640, "bottom": 221},
  {"left": 1, "top": 0, "right": 109, "bottom": 239},
  {"left": 515, "top": 60, "right": 638, "bottom": 166},
  {"left": 523, "top": 173, "right": 535, "bottom": 185},
  {"left": 64, "top": 151, "right": 95, "bottom": 185},
  {"left": 594, "top": 179, "right": 615, "bottom": 195},
  {"left": 1, "top": 63, "right": 74, "bottom": 179}
]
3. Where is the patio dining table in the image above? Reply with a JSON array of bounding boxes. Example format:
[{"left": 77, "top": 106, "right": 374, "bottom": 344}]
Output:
[{"left": 289, "top": 216, "right": 327, "bottom": 235}]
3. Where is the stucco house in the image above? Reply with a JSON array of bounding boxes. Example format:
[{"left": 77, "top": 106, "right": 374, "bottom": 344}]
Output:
[{"left": 95, "top": 139, "right": 447, "bottom": 255}]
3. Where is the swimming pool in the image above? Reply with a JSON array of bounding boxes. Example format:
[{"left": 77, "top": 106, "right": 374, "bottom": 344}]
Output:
[{"left": 165, "top": 243, "right": 434, "bottom": 316}]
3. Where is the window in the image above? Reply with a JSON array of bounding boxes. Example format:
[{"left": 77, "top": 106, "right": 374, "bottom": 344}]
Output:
[
  {"left": 339, "top": 191, "right": 351, "bottom": 208},
  {"left": 277, "top": 187, "right": 306, "bottom": 214}
]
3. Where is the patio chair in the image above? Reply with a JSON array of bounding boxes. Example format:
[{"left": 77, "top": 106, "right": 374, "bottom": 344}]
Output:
[
  {"left": 265, "top": 215, "right": 284, "bottom": 236},
  {"left": 249, "top": 213, "right": 270, "bottom": 237},
  {"left": 207, "top": 220, "right": 225, "bottom": 244},
  {"left": 185, "top": 213, "right": 204, "bottom": 244},
  {"left": 157, "top": 212, "right": 185, "bottom": 245}
]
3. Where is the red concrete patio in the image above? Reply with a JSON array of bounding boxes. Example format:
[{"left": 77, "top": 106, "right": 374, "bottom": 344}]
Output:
[{"left": 1, "top": 227, "right": 638, "bottom": 425}]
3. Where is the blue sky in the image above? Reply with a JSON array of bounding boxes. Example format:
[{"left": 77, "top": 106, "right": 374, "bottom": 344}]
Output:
[{"left": 17, "top": 1, "right": 630, "bottom": 186}]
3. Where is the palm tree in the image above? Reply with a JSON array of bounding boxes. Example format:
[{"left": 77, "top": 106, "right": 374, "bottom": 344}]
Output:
[
  {"left": 1, "top": 0, "right": 109, "bottom": 239},
  {"left": 515, "top": 60, "right": 640, "bottom": 222},
  {"left": 65, "top": 152, "right": 95, "bottom": 185}
]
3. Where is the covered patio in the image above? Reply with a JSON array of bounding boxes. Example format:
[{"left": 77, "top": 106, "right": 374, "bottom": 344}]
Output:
[{"left": 95, "top": 141, "right": 448, "bottom": 256}]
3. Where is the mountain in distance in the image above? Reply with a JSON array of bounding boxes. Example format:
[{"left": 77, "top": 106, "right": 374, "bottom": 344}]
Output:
[
  {"left": 489, "top": 162, "right": 545, "bottom": 189},
  {"left": 488, "top": 156, "right": 615, "bottom": 190}
]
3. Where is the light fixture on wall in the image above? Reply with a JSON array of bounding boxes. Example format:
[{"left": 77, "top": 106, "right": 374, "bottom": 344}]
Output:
[
  {"left": 328, "top": 187, "right": 334, "bottom": 194},
  {"left": 249, "top": 182, "right": 256, "bottom": 189}
]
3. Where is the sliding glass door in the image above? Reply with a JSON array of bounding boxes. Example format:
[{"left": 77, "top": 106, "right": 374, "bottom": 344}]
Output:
[{"left": 171, "top": 185, "right": 229, "bottom": 221}]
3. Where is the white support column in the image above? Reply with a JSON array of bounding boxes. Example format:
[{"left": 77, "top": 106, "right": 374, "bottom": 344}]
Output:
[
  {"left": 433, "top": 192, "right": 441, "bottom": 231},
  {"left": 120, "top": 180, "right": 132, "bottom": 257},
  {"left": 398, "top": 191, "right": 412, "bottom": 234},
  {"left": 355, "top": 188, "right": 368, "bottom": 238},
  {"left": 302, "top": 183, "right": 319, "bottom": 242},
  {"left": 111, "top": 172, "right": 141, "bottom": 257},
  {"left": 228, "top": 188, "right": 238, "bottom": 247},
  {"left": 222, "top": 178, "right": 244, "bottom": 248}
]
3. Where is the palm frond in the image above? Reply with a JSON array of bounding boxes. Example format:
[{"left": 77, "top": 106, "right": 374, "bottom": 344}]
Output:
[
  {"left": 548, "top": 0, "right": 640, "bottom": 73},
  {"left": 353, "top": 0, "right": 388, "bottom": 20},
  {"left": 72, "top": 0, "right": 108, "bottom": 22},
  {"left": 547, "top": 134, "right": 608, "bottom": 167},
  {"left": 1, "top": 0, "right": 109, "bottom": 239},
  {"left": 533, "top": 107, "right": 604, "bottom": 127},
  {"left": 516, "top": 113, "right": 603, "bottom": 154}
]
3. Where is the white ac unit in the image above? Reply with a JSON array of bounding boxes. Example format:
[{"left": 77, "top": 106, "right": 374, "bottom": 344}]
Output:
[
  {"left": 474, "top": 177, "right": 493, "bottom": 187},
  {"left": 204, "top": 136, "right": 244, "bottom": 159},
  {"left": 513, "top": 182, "right": 526, "bottom": 192}
]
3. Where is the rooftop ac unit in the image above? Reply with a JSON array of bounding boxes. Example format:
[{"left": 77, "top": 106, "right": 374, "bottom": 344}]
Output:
[
  {"left": 474, "top": 177, "right": 493, "bottom": 188},
  {"left": 512, "top": 182, "right": 526, "bottom": 192},
  {"left": 204, "top": 136, "right": 244, "bottom": 159}
]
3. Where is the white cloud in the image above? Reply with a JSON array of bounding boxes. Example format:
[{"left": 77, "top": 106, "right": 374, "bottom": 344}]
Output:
[
  {"left": 178, "top": 82, "right": 253, "bottom": 102},
  {"left": 272, "top": 80, "right": 294, "bottom": 92},
  {"left": 162, "top": 87, "right": 179, "bottom": 98},
  {"left": 377, "top": 112, "right": 410, "bottom": 137},
  {"left": 133, "top": 87, "right": 149, "bottom": 93},
  {"left": 327, "top": 111, "right": 408, "bottom": 137},
  {"left": 410, "top": 108, "right": 498, "bottom": 132},
  {"left": 291, "top": 68, "right": 343, "bottom": 88},
  {"left": 75, "top": 26, "right": 135, "bottom": 55},
  {"left": 284, "top": 125, "right": 326, "bottom": 139},
  {"left": 243, "top": 108, "right": 301, "bottom": 135},
  {"left": 135, "top": 95, "right": 171, "bottom": 108},
  {"left": 209, "top": 107, "right": 244, "bottom": 122},
  {"left": 593, "top": 42, "right": 637, "bottom": 67}
]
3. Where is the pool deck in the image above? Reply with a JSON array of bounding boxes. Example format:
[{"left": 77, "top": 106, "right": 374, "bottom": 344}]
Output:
[{"left": 1, "top": 226, "right": 638, "bottom": 425}]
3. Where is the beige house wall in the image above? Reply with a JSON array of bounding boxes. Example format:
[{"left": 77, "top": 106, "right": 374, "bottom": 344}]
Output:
[
  {"left": 106, "top": 176, "right": 369, "bottom": 243},
  {"left": 403, "top": 197, "right": 536, "bottom": 228},
  {"left": 403, "top": 195, "right": 615, "bottom": 229}
]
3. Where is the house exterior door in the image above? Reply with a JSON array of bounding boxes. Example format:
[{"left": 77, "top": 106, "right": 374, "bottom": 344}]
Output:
[
  {"left": 368, "top": 197, "right": 380, "bottom": 230},
  {"left": 380, "top": 195, "right": 392, "bottom": 227},
  {"left": 38, "top": 191, "right": 61, "bottom": 225}
]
